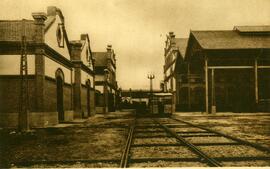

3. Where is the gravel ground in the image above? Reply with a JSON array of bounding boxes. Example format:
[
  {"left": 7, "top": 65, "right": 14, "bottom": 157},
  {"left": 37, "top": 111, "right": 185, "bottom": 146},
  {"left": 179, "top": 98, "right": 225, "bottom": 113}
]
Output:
[
  {"left": 28, "top": 162, "right": 119, "bottom": 168},
  {"left": 0, "top": 111, "right": 134, "bottom": 168},
  {"left": 174, "top": 113, "right": 270, "bottom": 148},
  {"left": 133, "top": 137, "right": 178, "bottom": 144},
  {"left": 221, "top": 160, "right": 270, "bottom": 167},
  {"left": 185, "top": 136, "right": 234, "bottom": 144},
  {"left": 198, "top": 145, "right": 270, "bottom": 158},
  {"left": 2, "top": 111, "right": 270, "bottom": 168},
  {"left": 131, "top": 146, "right": 197, "bottom": 158},
  {"left": 129, "top": 161, "right": 207, "bottom": 167},
  {"left": 173, "top": 127, "right": 206, "bottom": 133}
]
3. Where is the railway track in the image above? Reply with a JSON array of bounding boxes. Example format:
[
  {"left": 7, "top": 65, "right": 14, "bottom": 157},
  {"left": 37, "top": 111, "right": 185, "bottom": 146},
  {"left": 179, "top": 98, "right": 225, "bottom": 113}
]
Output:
[{"left": 120, "top": 117, "right": 270, "bottom": 167}]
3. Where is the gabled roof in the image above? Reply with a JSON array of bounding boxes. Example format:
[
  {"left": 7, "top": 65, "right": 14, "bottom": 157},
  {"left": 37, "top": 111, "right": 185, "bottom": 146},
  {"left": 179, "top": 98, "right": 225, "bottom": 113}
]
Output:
[
  {"left": 92, "top": 52, "right": 107, "bottom": 66},
  {"left": 175, "top": 38, "right": 188, "bottom": 58},
  {"left": 234, "top": 25, "right": 270, "bottom": 33},
  {"left": 191, "top": 28, "right": 270, "bottom": 49},
  {"left": 44, "top": 6, "right": 65, "bottom": 33}
]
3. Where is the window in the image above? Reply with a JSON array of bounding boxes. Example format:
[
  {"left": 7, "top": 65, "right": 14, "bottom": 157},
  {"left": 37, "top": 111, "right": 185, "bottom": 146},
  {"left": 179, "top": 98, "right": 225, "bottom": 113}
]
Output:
[{"left": 56, "top": 24, "right": 64, "bottom": 48}]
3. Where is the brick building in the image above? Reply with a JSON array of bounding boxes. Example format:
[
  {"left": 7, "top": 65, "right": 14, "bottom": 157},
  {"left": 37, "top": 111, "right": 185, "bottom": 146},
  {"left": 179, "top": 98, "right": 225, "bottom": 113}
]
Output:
[
  {"left": 175, "top": 26, "right": 270, "bottom": 113},
  {"left": 0, "top": 6, "right": 96, "bottom": 128},
  {"left": 93, "top": 45, "right": 118, "bottom": 113}
]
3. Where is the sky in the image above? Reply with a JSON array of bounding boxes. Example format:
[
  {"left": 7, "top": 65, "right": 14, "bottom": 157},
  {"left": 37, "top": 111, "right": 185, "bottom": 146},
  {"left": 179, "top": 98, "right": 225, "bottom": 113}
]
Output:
[{"left": 1, "top": 0, "right": 270, "bottom": 90}]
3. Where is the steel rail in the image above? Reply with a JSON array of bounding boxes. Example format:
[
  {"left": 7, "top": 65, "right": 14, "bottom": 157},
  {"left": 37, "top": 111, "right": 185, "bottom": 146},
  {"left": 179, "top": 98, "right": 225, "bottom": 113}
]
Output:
[
  {"left": 119, "top": 121, "right": 135, "bottom": 168},
  {"left": 153, "top": 119, "right": 222, "bottom": 167},
  {"left": 171, "top": 117, "right": 270, "bottom": 153}
]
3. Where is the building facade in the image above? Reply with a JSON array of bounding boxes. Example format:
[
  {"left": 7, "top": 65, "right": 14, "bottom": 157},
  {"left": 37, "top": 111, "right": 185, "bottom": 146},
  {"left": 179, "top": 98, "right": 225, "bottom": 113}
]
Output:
[
  {"left": 0, "top": 6, "right": 96, "bottom": 128},
  {"left": 93, "top": 45, "right": 118, "bottom": 113},
  {"left": 175, "top": 26, "right": 270, "bottom": 113}
]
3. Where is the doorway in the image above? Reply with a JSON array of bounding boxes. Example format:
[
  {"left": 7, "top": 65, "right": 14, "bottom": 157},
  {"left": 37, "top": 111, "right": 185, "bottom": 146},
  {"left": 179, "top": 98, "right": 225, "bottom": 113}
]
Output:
[
  {"left": 56, "top": 69, "right": 64, "bottom": 122},
  {"left": 86, "top": 80, "right": 91, "bottom": 116}
]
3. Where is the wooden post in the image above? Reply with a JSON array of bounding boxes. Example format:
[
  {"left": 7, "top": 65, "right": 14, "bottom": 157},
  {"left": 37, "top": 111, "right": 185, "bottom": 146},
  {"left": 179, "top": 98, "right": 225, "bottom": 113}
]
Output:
[
  {"left": 205, "top": 58, "right": 209, "bottom": 113},
  {"left": 187, "top": 63, "right": 191, "bottom": 110},
  {"left": 255, "top": 58, "right": 258, "bottom": 104},
  {"left": 211, "top": 69, "right": 216, "bottom": 114}
]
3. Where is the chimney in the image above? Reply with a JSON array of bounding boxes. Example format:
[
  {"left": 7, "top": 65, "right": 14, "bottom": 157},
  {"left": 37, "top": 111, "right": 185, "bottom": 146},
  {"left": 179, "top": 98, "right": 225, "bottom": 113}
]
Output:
[
  {"left": 107, "top": 44, "right": 112, "bottom": 52},
  {"left": 169, "top": 31, "right": 175, "bottom": 38},
  {"left": 32, "top": 12, "right": 47, "bottom": 43},
  {"left": 70, "top": 41, "right": 82, "bottom": 61},
  {"left": 47, "top": 6, "right": 57, "bottom": 16},
  {"left": 32, "top": 12, "right": 47, "bottom": 24},
  {"left": 80, "top": 34, "right": 88, "bottom": 40}
]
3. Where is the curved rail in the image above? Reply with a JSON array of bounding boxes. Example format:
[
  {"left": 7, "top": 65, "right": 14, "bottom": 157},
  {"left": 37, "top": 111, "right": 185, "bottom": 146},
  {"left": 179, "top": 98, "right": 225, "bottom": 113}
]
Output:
[
  {"left": 153, "top": 119, "right": 222, "bottom": 167},
  {"left": 171, "top": 117, "right": 270, "bottom": 153}
]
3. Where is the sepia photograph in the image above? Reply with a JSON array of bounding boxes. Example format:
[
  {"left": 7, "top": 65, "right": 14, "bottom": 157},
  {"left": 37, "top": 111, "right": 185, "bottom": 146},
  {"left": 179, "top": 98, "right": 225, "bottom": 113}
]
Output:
[{"left": 0, "top": 0, "right": 270, "bottom": 168}]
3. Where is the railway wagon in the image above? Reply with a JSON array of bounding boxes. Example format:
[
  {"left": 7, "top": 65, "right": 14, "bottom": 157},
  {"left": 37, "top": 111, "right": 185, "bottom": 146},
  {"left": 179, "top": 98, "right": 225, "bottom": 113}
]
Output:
[{"left": 149, "top": 93, "right": 174, "bottom": 117}]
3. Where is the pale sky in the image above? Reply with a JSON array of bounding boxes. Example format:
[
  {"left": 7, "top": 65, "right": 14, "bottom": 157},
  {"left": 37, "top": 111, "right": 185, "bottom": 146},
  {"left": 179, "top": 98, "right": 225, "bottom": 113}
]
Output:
[{"left": 1, "top": 0, "right": 270, "bottom": 90}]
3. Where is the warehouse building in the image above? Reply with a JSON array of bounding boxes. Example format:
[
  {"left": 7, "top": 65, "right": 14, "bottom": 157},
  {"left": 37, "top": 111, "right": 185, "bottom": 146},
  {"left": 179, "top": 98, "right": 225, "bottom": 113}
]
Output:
[{"left": 177, "top": 26, "right": 270, "bottom": 113}]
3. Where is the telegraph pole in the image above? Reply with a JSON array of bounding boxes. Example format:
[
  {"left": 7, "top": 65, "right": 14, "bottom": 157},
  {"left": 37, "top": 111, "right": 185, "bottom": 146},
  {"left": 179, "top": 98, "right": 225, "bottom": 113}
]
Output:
[
  {"left": 19, "top": 20, "right": 30, "bottom": 131},
  {"left": 147, "top": 73, "right": 155, "bottom": 114}
]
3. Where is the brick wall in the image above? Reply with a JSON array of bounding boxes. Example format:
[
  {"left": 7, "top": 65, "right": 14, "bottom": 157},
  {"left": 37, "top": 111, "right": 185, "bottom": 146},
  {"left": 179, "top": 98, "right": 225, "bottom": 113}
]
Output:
[
  {"left": 81, "top": 85, "right": 88, "bottom": 117},
  {"left": 0, "top": 76, "right": 36, "bottom": 113},
  {"left": 81, "top": 86, "right": 96, "bottom": 117},
  {"left": 44, "top": 78, "right": 72, "bottom": 112},
  {"left": 90, "top": 89, "right": 95, "bottom": 115}
]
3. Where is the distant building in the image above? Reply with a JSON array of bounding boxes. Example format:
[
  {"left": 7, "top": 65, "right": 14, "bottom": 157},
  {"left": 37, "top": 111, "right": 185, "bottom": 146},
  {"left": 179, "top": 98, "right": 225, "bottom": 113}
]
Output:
[
  {"left": 93, "top": 45, "right": 118, "bottom": 113},
  {"left": 121, "top": 89, "right": 163, "bottom": 105},
  {"left": 175, "top": 25, "right": 270, "bottom": 113},
  {"left": 70, "top": 34, "right": 95, "bottom": 118},
  {"left": 163, "top": 32, "right": 188, "bottom": 111}
]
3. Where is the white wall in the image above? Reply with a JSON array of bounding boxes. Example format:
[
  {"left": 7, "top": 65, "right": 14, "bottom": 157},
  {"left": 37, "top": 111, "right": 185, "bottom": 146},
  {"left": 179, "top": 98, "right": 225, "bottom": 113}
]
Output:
[
  {"left": 44, "top": 57, "right": 72, "bottom": 84},
  {"left": 0, "top": 55, "right": 35, "bottom": 75},
  {"left": 81, "top": 69, "right": 94, "bottom": 88},
  {"left": 95, "top": 85, "right": 103, "bottom": 93},
  {"left": 95, "top": 75, "right": 104, "bottom": 81},
  {"left": 45, "top": 15, "right": 70, "bottom": 60}
]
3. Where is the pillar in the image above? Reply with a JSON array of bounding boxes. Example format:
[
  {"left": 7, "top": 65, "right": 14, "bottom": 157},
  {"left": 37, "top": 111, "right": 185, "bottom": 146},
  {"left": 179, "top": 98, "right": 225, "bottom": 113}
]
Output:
[
  {"left": 187, "top": 63, "right": 191, "bottom": 110},
  {"left": 205, "top": 58, "right": 209, "bottom": 113},
  {"left": 32, "top": 13, "right": 46, "bottom": 112},
  {"left": 211, "top": 69, "right": 216, "bottom": 114},
  {"left": 70, "top": 42, "right": 83, "bottom": 118},
  {"left": 255, "top": 57, "right": 258, "bottom": 109}
]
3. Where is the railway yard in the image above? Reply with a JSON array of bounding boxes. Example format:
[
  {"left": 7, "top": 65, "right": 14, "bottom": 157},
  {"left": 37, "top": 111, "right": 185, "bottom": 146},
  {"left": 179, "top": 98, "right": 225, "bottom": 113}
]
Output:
[{"left": 1, "top": 111, "right": 270, "bottom": 168}]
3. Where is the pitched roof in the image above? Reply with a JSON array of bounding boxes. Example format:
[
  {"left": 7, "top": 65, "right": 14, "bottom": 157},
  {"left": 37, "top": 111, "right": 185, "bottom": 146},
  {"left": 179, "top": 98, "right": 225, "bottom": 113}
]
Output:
[
  {"left": 92, "top": 52, "right": 107, "bottom": 66},
  {"left": 191, "top": 29, "right": 270, "bottom": 49},
  {"left": 234, "top": 25, "right": 270, "bottom": 33},
  {"left": 175, "top": 38, "right": 188, "bottom": 57},
  {"left": 44, "top": 16, "right": 56, "bottom": 32}
]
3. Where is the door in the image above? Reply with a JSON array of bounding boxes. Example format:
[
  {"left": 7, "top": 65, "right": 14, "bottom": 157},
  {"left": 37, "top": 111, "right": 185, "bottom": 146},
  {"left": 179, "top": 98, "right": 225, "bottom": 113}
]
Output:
[
  {"left": 56, "top": 76, "right": 64, "bottom": 122},
  {"left": 87, "top": 81, "right": 91, "bottom": 116}
]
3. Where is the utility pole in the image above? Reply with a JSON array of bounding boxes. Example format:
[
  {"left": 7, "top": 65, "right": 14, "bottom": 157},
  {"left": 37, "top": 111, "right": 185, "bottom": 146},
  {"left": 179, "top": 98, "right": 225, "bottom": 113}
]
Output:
[
  {"left": 19, "top": 20, "right": 30, "bottom": 131},
  {"left": 147, "top": 73, "right": 155, "bottom": 114}
]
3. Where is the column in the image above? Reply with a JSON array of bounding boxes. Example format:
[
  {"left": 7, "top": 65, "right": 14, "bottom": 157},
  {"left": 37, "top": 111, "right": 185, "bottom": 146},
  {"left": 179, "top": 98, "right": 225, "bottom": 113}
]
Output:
[
  {"left": 211, "top": 69, "right": 216, "bottom": 114},
  {"left": 187, "top": 63, "right": 191, "bottom": 110},
  {"left": 205, "top": 58, "right": 209, "bottom": 113},
  {"left": 255, "top": 57, "right": 258, "bottom": 107}
]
